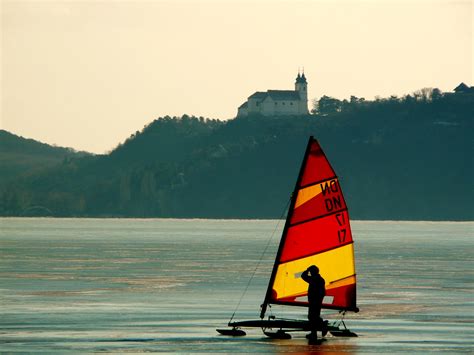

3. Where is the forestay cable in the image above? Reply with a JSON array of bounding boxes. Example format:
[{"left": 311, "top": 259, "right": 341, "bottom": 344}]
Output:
[{"left": 228, "top": 197, "right": 291, "bottom": 323}]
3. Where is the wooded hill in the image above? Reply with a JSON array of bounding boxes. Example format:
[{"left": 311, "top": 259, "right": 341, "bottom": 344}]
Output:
[
  {"left": 0, "top": 130, "right": 89, "bottom": 184},
  {"left": 1, "top": 90, "right": 472, "bottom": 220}
]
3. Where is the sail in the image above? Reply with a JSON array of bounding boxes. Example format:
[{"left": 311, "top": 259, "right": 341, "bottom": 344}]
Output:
[{"left": 264, "top": 137, "right": 357, "bottom": 313}]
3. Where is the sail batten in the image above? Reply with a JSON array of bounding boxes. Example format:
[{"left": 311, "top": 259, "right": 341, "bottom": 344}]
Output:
[
  {"left": 289, "top": 208, "right": 349, "bottom": 228},
  {"left": 262, "top": 137, "right": 357, "bottom": 314},
  {"left": 299, "top": 177, "right": 338, "bottom": 190}
]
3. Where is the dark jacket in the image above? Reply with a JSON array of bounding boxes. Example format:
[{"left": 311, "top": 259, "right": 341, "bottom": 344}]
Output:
[{"left": 301, "top": 270, "right": 326, "bottom": 305}]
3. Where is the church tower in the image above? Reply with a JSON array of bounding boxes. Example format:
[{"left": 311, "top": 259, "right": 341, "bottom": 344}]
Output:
[{"left": 295, "top": 72, "right": 309, "bottom": 114}]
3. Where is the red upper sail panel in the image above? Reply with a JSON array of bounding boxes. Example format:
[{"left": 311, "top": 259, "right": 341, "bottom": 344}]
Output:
[
  {"left": 281, "top": 210, "right": 353, "bottom": 263},
  {"left": 299, "top": 140, "right": 337, "bottom": 187}
]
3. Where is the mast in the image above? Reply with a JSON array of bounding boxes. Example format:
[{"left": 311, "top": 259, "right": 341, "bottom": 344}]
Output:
[{"left": 260, "top": 136, "right": 315, "bottom": 319}]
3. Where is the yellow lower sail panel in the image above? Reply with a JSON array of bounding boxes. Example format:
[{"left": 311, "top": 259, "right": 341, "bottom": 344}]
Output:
[{"left": 272, "top": 244, "right": 355, "bottom": 300}]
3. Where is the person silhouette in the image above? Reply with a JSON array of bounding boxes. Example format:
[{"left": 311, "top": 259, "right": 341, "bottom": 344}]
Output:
[{"left": 301, "top": 265, "right": 326, "bottom": 341}]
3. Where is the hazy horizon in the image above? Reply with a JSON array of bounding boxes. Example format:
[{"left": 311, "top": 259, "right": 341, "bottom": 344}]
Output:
[{"left": 1, "top": 0, "right": 472, "bottom": 153}]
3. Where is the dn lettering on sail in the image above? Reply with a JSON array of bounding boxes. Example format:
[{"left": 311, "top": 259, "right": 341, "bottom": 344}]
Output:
[{"left": 321, "top": 179, "right": 343, "bottom": 212}]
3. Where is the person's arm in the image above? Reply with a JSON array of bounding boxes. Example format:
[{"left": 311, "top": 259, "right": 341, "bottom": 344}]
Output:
[{"left": 301, "top": 269, "right": 310, "bottom": 283}]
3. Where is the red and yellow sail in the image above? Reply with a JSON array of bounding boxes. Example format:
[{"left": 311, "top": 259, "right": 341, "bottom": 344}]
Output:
[{"left": 264, "top": 137, "right": 357, "bottom": 312}]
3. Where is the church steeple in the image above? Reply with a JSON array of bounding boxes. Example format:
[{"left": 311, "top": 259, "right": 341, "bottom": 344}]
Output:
[
  {"left": 295, "top": 70, "right": 309, "bottom": 114},
  {"left": 301, "top": 72, "right": 307, "bottom": 83},
  {"left": 296, "top": 71, "right": 307, "bottom": 84}
]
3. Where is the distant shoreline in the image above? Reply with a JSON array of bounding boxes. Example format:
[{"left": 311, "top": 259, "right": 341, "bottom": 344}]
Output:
[{"left": 1, "top": 216, "right": 472, "bottom": 223}]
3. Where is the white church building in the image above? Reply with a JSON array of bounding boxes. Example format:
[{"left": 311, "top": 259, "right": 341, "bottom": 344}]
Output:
[{"left": 237, "top": 73, "right": 309, "bottom": 117}]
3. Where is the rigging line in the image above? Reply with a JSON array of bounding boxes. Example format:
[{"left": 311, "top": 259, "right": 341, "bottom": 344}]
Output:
[{"left": 228, "top": 196, "right": 291, "bottom": 323}]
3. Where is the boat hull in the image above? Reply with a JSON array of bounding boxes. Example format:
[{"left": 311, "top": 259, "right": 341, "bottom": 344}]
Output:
[
  {"left": 216, "top": 328, "right": 246, "bottom": 336},
  {"left": 228, "top": 319, "right": 337, "bottom": 332}
]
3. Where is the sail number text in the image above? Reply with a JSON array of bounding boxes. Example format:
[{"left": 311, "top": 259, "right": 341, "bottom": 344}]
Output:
[{"left": 321, "top": 179, "right": 347, "bottom": 244}]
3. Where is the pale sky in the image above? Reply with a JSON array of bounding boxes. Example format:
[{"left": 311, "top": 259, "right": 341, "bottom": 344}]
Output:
[{"left": 1, "top": 0, "right": 472, "bottom": 153}]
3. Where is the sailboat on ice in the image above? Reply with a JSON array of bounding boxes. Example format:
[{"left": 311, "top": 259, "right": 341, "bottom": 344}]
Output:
[{"left": 217, "top": 136, "right": 359, "bottom": 339}]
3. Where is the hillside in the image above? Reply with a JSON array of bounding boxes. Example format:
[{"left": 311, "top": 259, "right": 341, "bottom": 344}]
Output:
[
  {"left": 0, "top": 92, "right": 472, "bottom": 220},
  {"left": 0, "top": 130, "right": 90, "bottom": 185}
]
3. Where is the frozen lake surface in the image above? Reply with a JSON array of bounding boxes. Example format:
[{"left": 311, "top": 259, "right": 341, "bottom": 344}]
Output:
[{"left": 1, "top": 218, "right": 473, "bottom": 353}]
